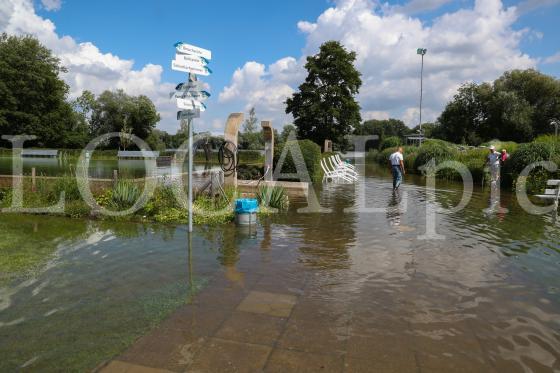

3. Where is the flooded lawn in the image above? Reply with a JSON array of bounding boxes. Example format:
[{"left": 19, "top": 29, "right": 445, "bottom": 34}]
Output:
[
  {"left": 0, "top": 216, "right": 228, "bottom": 371},
  {"left": 2, "top": 163, "right": 560, "bottom": 371}
]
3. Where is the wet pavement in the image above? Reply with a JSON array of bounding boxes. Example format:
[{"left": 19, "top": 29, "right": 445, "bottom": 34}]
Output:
[{"left": 101, "top": 167, "right": 560, "bottom": 372}]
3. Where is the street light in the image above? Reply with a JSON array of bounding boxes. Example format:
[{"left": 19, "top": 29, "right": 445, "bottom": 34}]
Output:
[
  {"left": 417, "top": 48, "right": 427, "bottom": 143},
  {"left": 551, "top": 119, "right": 559, "bottom": 137}
]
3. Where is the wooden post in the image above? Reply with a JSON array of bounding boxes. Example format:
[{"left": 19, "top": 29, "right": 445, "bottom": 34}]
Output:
[
  {"left": 31, "top": 167, "right": 36, "bottom": 192},
  {"left": 261, "top": 121, "right": 274, "bottom": 182},
  {"left": 113, "top": 169, "right": 118, "bottom": 186},
  {"left": 223, "top": 113, "right": 244, "bottom": 188}
]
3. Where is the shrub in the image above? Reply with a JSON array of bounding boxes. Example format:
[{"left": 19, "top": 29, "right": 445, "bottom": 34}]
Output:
[
  {"left": 534, "top": 135, "right": 558, "bottom": 143},
  {"left": 380, "top": 136, "right": 401, "bottom": 150},
  {"left": 143, "top": 185, "right": 178, "bottom": 216},
  {"left": 65, "top": 200, "right": 91, "bottom": 218},
  {"left": 237, "top": 165, "right": 263, "bottom": 180},
  {"left": 51, "top": 175, "right": 81, "bottom": 202},
  {"left": 481, "top": 140, "right": 519, "bottom": 154},
  {"left": 456, "top": 148, "right": 488, "bottom": 182},
  {"left": 503, "top": 142, "right": 558, "bottom": 192},
  {"left": 413, "top": 139, "right": 458, "bottom": 172},
  {"left": 274, "top": 140, "right": 323, "bottom": 182}
]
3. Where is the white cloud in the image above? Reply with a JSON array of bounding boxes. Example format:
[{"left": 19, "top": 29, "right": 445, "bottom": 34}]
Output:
[
  {"left": 297, "top": 21, "right": 317, "bottom": 33},
  {"left": 41, "top": 0, "right": 61, "bottom": 11},
  {"left": 218, "top": 59, "right": 301, "bottom": 125},
  {"left": 515, "top": 0, "right": 560, "bottom": 14},
  {"left": 362, "top": 111, "right": 390, "bottom": 120},
  {"left": 220, "top": 0, "right": 537, "bottom": 127},
  {"left": 391, "top": 0, "right": 452, "bottom": 15},
  {"left": 1, "top": 0, "right": 178, "bottom": 132},
  {"left": 543, "top": 52, "right": 560, "bottom": 64}
]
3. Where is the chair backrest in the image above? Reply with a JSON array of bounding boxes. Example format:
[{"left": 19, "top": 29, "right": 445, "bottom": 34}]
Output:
[
  {"left": 544, "top": 180, "right": 560, "bottom": 196},
  {"left": 320, "top": 158, "right": 331, "bottom": 174},
  {"left": 328, "top": 156, "right": 339, "bottom": 170}
]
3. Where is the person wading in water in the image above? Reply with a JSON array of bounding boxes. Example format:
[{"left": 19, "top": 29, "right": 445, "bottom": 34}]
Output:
[{"left": 389, "top": 147, "right": 405, "bottom": 191}]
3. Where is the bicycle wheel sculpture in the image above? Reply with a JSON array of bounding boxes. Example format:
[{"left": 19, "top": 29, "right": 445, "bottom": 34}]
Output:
[{"left": 218, "top": 140, "right": 239, "bottom": 176}]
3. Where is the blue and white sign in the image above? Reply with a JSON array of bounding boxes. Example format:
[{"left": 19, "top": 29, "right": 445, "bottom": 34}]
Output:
[
  {"left": 177, "top": 109, "right": 200, "bottom": 120},
  {"left": 172, "top": 90, "right": 210, "bottom": 100},
  {"left": 177, "top": 97, "right": 206, "bottom": 111},
  {"left": 170, "top": 90, "right": 210, "bottom": 100},
  {"left": 175, "top": 81, "right": 204, "bottom": 92},
  {"left": 172, "top": 60, "right": 211, "bottom": 76},
  {"left": 175, "top": 53, "right": 210, "bottom": 66},
  {"left": 175, "top": 42, "right": 212, "bottom": 60}
]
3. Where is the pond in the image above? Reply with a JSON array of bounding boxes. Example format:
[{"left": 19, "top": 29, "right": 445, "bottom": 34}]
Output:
[
  {"left": 1, "top": 162, "right": 559, "bottom": 371},
  {"left": 0, "top": 157, "right": 216, "bottom": 179}
]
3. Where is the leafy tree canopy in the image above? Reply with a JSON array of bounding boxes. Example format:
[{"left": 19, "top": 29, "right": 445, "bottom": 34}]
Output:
[
  {"left": 437, "top": 69, "right": 560, "bottom": 145},
  {"left": 286, "top": 41, "right": 362, "bottom": 151},
  {"left": 0, "top": 33, "right": 87, "bottom": 148}
]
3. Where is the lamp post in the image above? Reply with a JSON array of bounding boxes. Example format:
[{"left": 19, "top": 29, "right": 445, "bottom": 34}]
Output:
[
  {"left": 552, "top": 119, "right": 559, "bottom": 138},
  {"left": 417, "top": 48, "right": 427, "bottom": 144}
]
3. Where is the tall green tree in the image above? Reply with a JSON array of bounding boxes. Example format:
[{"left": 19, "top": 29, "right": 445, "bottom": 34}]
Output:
[
  {"left": 438, "top": 69, "right": 560, "bottom": 144},
  {"left": 286, "top": 41, "right": 362, "bottom": 151},
  {"left": 243, "top": 107, "right": 258, "bottom": 133},
  {"left": 0, "top": 33, "right": 86, "bottom": 148},
  {"left": 239, "top": 107, "right": 263, "bottom": 150},
  {"left": 356, "top": 118, "right": 411, "bottom": 144},
  {"left": 88, "top": 89, "right": 160, "bottom": 147},
  {"left": 279, "top": 124, "right": 297, "bottom": 146}
]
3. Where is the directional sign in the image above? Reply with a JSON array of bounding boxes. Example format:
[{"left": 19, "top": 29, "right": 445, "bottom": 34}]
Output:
[
  {"left": 172, "top": 60, "right": 211, "bottom": 76},
  {"left": 175, "top": 53, "right": 209, "bottom": 66},
  {"left": 171, "top": 90, "right": 211, "bottom": 100},
  {"left": 175, "top": 42, "right": 212, "bottom": 60},
  {"left": 177, "top": 109, "right": 200, "bottom": 120},
  {"left": 176, "top": 98, "right": 206, "bottom": 111},
  {"left": 173, "top": 56, "right": 213, "bottom": 74},
  {"left": 175, "top": 81, "right": 204, "bottom": 91}
]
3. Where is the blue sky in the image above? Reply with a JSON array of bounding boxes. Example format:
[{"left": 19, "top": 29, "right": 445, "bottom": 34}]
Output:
[{"left": 2, "top": 0, "right": 560, "bottom": 133}]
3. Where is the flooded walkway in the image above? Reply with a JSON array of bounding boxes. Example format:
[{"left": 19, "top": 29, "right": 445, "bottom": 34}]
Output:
[{"left": 102, "top": 165, "right": 560, "bottom": 372}]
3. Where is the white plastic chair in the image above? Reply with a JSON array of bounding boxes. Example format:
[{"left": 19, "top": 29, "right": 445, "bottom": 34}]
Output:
[
  {"left": 328, "top": 156, "right": 358, "bottom": 180},
  {"left": 321, "top": 158, "right": 354, "bottom": 183},
  {"left": 335, "top": 154, "right": 356, "bottom": 170}
]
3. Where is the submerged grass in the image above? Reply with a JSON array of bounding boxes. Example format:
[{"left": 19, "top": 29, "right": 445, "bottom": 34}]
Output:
[{"left": 0, "top": 177, "right": 245, "bottom": 225}]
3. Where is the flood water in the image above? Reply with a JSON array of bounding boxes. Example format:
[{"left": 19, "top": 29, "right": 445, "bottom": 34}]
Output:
[
  {"left": 0, "top": 157, "right": 216, "bottom": 178},
  {"left": 1, "top": 162, "right": 559, "bottom": 371}
]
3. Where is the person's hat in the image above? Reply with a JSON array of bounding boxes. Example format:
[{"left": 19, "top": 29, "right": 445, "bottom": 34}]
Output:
[{"left": 489, "top": 145, "right": 496, "bottom": 150}]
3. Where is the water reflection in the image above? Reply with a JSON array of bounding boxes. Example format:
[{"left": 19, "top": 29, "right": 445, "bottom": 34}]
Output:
[
  {"left": 386, "top": 190, "right": 403, "bottom": 227},
  {"left": 0, "top": 157, "right": 217, "bottom": 178}
]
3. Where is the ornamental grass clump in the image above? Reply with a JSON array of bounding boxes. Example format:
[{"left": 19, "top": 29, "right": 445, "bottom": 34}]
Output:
[
  {"left": 110, "top": 180, "right": 141, "bottom": 210},
  {"left": 257, "top": 186, "right": 289, "bottom": 210}
]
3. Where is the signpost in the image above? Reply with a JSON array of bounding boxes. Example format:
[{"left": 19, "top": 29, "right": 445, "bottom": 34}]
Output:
[
  {"left": 171, "top": 60, "right": 211, "bottom": 76},
  {"left": 177, "top": 109, "right": 200, "bottom": 121},
  {"left": 175, "top": 42, "right": 212, "bottom": 60},
  {"left": 176, "top": 97, "right": 206, "bottom": 111},
  {"left": 171, "top": 42, "right": 212, "bottom": 233}
]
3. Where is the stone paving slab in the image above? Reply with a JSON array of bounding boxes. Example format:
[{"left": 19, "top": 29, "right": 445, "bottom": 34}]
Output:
[
  {"left": 236, "top": 290, "right": 297, "bottom": 318},
  {"left": 214, "top": 311, "right": 287, "bottom": 346},
  {"left": 101, "top": 361, "right": 174, "bottom": 373},
  {"left": 264, "top": 349, "right": 344, "bottom": 372}
]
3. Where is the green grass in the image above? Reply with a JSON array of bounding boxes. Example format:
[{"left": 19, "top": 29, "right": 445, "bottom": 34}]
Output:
[{"left": 0, "top": 214, "right": 88, "bottom": 284}]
